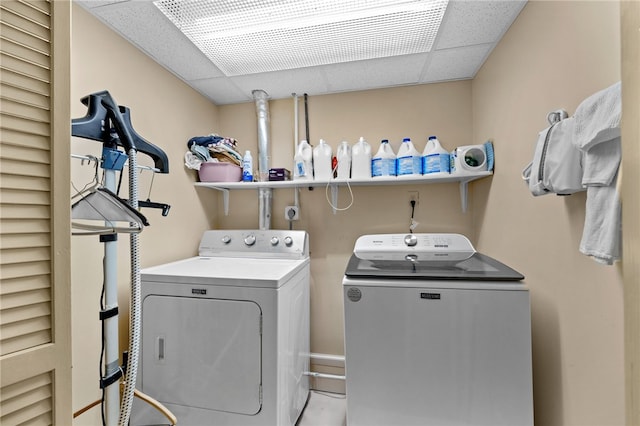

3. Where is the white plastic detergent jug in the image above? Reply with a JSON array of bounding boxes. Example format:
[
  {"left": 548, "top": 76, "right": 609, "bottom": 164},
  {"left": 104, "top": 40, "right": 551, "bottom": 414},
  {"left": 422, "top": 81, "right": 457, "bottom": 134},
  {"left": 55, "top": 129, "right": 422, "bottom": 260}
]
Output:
[
  {"left": 372, "top": 139, "right": 397, "bottom": 177},
  {"left": 396, "top": 137, "right": 422, "bottom": 176},
  {"left": 336, "top": 140, "right": 351, "bottom": 179},
  {"left": 422, "top": 136, "right": 450, "bottom": 175},
  {"left": 293, "top": 139, "right": 313, "bottom": 180},
  {"left": 351, "top": 137, "right": 372, "bottom": 179},
  {"left": 313, "top": 139, "right": 333, "bottom": 181}
]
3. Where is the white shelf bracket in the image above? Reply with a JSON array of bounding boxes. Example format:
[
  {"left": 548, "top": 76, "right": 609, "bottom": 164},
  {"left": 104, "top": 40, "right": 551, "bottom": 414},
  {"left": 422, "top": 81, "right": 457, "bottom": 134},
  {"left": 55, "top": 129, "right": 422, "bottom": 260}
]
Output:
[
  {"left": 206, "top": 187, "right": 230, "bottom": 215},
  {"left": 459, "top": 180, "right": 469, "bottom": 213}
]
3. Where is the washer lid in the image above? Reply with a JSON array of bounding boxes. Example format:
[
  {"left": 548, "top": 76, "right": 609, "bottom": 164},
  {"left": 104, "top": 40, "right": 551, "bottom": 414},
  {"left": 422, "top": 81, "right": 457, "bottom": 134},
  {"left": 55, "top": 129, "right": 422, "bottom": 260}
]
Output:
[
  {"left": 345, "top": 252, "right": 524, "bottom": 281},
  {"left": 346, "top": 233, "right": 523, "bottom": 281}
]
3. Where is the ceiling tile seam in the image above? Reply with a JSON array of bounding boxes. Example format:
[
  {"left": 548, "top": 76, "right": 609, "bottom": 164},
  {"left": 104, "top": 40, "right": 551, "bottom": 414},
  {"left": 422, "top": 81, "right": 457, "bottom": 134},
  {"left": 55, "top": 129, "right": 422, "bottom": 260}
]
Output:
[
  {"left": 430, "top": 0, "right": 456, "bottom": 51},
  {"left": 417, "top": 53, "right": 436, "bottom": 83},
  {"left": 419, "top": 0, "right": 455, "bottom": 82},
  {"left": 433, "top": 41, "right": 497, "bottom": 52},
  {"left": 223, "top": 77, "right": 258, "bottom": 103}
]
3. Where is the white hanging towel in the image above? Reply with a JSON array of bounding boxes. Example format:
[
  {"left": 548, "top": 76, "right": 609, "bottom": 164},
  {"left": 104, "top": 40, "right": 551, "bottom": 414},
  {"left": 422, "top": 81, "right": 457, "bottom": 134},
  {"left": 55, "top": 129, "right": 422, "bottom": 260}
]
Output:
[
  {"left": 579, "top": 167, "right": 621, "bottom": 265},
  {"left": 573, "top": 81, "right": 622, "bottom": 265}
]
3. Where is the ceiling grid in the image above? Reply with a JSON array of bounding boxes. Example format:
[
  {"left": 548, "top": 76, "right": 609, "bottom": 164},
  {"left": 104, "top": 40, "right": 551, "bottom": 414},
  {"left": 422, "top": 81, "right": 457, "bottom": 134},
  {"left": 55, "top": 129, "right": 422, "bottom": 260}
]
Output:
[{"left": 77, "top": 0, "right": 526, "bottom": 105}]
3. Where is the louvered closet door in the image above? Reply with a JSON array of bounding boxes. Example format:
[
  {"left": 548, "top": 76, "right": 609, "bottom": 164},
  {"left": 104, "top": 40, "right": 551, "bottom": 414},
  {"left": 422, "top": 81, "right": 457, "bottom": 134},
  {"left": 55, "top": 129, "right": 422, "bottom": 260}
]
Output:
[{"left": 0, "top": 1, "right": 71, "bottom": 425}]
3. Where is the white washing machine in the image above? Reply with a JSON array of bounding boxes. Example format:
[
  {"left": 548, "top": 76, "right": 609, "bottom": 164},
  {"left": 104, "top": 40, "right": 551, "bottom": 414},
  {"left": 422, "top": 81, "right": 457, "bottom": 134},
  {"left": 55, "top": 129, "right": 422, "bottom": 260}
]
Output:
[
  {"left": 343, "top": 233, "right": 533, "bottom": 426},
  {"left": 131, "top": 230, "right": 310, "bottom": 426}
]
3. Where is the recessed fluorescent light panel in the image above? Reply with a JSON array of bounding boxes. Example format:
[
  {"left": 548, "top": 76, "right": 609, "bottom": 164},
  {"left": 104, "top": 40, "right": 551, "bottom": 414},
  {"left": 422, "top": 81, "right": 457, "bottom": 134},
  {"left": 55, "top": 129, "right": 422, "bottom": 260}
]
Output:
[{"left": 153, "top": 0, "right": 449, "bottom": 76}]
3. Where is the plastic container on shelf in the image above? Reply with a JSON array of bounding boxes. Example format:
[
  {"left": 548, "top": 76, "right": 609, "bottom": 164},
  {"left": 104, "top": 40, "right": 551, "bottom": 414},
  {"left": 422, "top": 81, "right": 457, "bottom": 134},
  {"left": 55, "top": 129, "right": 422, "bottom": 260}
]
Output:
[
  {"left": 396, "top": 137, "right": 422, "bottom": 176},
  {"left": 293, "top": 139, "right": 313, "bottom": 180},
  {"left": 313, "top": 139, "right": 333, "bottom": 181},
  {"left": 372, "top": 139, "right": 397, "bottom": 177},
  {"left": 451, "top": 145, "right": 487, "bottom": 175},
  {"left": 351, "top": 137, "right": 372, "bottom": 179},
  {"left": 199, "top": 162, "right": 242, "bottom": 182},
  {"left": 423, "top": 136, "right": 450, "bottom": 175},
  {"left": 336, "top": 140, "right": 352, "bottom": 179}
]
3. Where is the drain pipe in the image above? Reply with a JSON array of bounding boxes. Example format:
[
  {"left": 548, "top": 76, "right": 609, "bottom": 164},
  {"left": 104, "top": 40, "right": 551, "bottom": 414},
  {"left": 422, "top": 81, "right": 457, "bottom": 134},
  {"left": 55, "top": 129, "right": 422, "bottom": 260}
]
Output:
[
  {"left": 292, "top": 93, "right": 300, "bottom": 208},
  {"left": 305, "top": 353, "right": 346, "bottom": 381},
  {"left": 304, "top": 371, "right": 346, "bottom": 381},
  {"left": 253, "top": 90, "right": 272, "bottom": 230}
]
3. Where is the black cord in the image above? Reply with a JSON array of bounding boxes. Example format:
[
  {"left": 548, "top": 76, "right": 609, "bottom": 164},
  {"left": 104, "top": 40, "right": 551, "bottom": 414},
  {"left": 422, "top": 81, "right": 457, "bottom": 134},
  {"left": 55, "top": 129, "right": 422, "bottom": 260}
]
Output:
[
  {"left": 116, "top": 168, "right": 124, "bottom": 196},
  {"left": 410, "top": 200, "right": 416, "bottom": 233}
]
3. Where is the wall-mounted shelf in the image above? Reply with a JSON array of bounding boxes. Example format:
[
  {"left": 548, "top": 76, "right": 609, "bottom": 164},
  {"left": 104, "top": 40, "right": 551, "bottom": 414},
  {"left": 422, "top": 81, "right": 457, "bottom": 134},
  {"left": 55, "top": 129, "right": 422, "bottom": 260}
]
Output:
[{"left": 195, "top": 171, "right": 493, "bottom": 215}]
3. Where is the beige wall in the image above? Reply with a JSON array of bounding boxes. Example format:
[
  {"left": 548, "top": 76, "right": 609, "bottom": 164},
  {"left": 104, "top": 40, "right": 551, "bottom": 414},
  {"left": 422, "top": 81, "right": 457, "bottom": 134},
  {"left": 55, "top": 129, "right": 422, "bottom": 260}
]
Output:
[
  {"left": 70, "top": 1, "right": 625, "bottom": 425},
  {"left": 216, "top": 83, "right": 475, "bottom": 375},
  {"left": 70, "top": 4, "right": 220, "bottom": 423},
  {"left": 621, "top": 2, "right": 640, "bottom": 424},
  {"left": 471, "top": 1, "right": 623, "bottom": 425}
]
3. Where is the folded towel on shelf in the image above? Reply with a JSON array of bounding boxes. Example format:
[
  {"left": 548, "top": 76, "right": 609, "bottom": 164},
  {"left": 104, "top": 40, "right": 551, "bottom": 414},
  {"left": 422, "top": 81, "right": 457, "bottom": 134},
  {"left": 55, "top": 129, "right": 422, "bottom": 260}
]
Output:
[
  {"left": 574, "top": 81, "right": 621, "bottom": 151},
  {"left": 187, "top": 133, "right": 243, "bottom": 166},
  {"left": 573, "top": 81, "right": 622, "bottom": 265}
]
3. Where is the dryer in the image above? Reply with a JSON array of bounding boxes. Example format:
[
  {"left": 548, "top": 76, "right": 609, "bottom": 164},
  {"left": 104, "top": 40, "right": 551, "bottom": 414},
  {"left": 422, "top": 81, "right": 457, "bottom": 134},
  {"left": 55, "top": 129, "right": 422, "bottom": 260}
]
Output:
[
  {"left": 342, "top": 233, "right": 533, "bottom": 426},
  {"left": 132, "top": 230, "right": 310, "bottom": 426}
]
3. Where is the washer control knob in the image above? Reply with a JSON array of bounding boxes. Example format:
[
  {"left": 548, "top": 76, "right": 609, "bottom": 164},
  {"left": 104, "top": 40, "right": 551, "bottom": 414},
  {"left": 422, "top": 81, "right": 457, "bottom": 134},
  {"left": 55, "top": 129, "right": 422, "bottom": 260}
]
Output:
[
  {"left": 221, "top": 235, "right": 231, "bottom": 244},
  {"left": 270, "top": 237, "right": 279, "bottom": 246},
  {"left": 244, "top": 234, "right": 256, "bottom": 246},
  {"left": 284, "top": 236, "right": 293, "bottom": 247},
  {"left": 404, "top": 234, "right": 418, "bottom": 247}
]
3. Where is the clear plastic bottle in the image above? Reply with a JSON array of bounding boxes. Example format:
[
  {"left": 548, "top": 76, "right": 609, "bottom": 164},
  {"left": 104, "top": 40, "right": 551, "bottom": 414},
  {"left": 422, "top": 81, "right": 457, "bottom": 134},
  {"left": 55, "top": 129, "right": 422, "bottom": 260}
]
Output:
[
  {"left": 313, "top": 139, "right": 333, "bottom": 181},
  {"left": 372, "top": 139, "right": 397, "bottom": 177},
  {"left": 396, "top": 137, "right": 422, "bottom": 176},
  {"left": 336, "top": 140, "right": 352, "bottom": 179},
  {"left": 242, "top": 150, "right": 253, "bottom": 182},
  {"left": 351, "top": 137, "right": 372, "bottom": 179}
]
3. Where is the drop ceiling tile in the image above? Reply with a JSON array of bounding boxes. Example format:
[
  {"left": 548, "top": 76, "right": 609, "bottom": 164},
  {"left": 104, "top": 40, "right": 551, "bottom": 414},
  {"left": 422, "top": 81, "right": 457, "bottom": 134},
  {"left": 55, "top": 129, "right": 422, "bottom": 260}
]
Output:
[
  {"left": 79, "top": 1, "right": 224, "bottom": 81},
  {"left": 421, "top": 44, "right": 493, "bottom": 83},
  {"left": 76, "top": 0, "right": 129, "bottom": 7},
  {"left": 227, "top": 68, "right": 330, "bottom": 104},
  {"left": 436, "top": 0, "right": 526, "bottom": 49},
  {"left": 322, "top": 54, "right": 429, "bottom": 92},
  {"left": 188, "top": 77, "right": 251, "bottom": 105},
  {"left": 76, "top": 0, "right": 527, "bottom": 105}
]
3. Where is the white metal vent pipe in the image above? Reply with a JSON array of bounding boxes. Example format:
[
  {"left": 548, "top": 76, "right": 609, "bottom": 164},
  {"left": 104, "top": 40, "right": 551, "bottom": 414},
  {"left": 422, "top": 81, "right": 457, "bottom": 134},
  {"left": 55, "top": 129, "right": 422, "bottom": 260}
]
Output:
[{"left": 253, "top": 89, "right": 272, "bottom": 229}]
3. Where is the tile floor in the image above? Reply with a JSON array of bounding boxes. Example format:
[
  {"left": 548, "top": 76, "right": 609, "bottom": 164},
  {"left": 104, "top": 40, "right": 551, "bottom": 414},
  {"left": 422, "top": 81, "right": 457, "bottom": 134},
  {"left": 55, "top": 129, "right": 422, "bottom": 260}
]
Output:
[{"left": 297, "top": 391, "right": 346, "bottom": 426}]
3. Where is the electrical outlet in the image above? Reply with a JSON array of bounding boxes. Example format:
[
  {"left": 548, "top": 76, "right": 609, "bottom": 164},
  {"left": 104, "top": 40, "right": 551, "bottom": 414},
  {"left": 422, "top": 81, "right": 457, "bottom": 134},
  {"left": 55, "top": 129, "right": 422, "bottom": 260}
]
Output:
[
  {"left": 285, "top": 206, "right": 299, "bottom": 221},
  {"left": 408, "top": 191, "right": 419, "bottom": 205}
]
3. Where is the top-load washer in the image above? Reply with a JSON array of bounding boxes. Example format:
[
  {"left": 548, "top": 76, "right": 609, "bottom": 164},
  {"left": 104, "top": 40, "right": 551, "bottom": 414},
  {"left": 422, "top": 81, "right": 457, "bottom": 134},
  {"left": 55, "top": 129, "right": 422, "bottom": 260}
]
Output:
[
  {"left": 131, "top": 229, "right": 310, "bottom": 426},
  {"left": 342, "top": 233, "right": 533, "bottom": 426}
]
